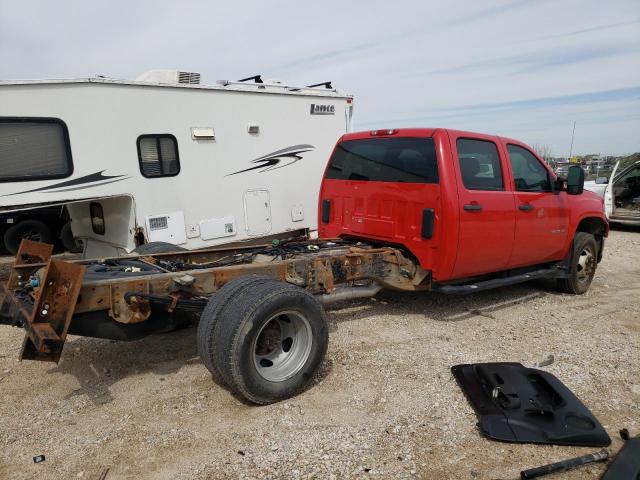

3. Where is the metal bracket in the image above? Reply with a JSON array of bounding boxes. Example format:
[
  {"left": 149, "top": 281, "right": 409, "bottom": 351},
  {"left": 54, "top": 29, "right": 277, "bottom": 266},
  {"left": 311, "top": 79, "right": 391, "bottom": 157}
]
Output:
[
  {"left": 109, "top": 280, "right": 151, "bottom": 324},
  {"left": 10, "top": 240, "right": 86, "bottom": 362}
]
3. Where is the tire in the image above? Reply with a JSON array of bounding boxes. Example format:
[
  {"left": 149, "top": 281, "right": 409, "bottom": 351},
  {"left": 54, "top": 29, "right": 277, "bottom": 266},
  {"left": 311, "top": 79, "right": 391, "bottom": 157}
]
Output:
[
  {"left": 556, "top": 232, "right": 598, "bottom": 294},
  {"left": 3, "top": 219, "right": 52, "bottom": 255},
  {"left": 197, "top": 275, "right": 274, "bottom": 386},
  {"left": 132, "top": 242, "right": 187, "bottom": 255},
  {"left": 205, "top": 278, "right": 329, "bottom": 404},
  {"left": 60, "top": 222, "right": 83, "bottom": 253}
]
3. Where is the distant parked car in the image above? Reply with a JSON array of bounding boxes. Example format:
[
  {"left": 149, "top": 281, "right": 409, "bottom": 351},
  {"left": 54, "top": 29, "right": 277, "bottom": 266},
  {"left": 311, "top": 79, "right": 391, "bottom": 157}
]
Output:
[
  {"left": 584, "top": 160, "right": 640, "bottom": 225},
  {"left": 0, "top": 206, "right": 81, "bottom": 255}
]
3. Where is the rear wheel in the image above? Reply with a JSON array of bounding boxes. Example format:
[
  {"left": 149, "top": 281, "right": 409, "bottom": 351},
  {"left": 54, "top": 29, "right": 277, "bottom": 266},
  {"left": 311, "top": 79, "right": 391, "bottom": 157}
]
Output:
[
  {"left": 199, "top": 278, "right": 329, "bottom": 404},
  {"left": 197, "top": 275, "right": 273, "bottom": 385},
  {"left": 3, "top": 219, "right": 52, "bottom": 254},
  {"left": 557, "top": 232, "right": 598, "bottom": 294}
]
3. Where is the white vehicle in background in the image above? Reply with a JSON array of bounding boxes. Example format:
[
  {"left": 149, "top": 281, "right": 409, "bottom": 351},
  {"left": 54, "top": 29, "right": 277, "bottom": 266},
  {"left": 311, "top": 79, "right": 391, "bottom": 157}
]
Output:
[
  {"left": 584, "top": 159, "right": 640, "bottom": 225},
  {"left": 0, "top": 71, "right": 354, "bottom": 257}
]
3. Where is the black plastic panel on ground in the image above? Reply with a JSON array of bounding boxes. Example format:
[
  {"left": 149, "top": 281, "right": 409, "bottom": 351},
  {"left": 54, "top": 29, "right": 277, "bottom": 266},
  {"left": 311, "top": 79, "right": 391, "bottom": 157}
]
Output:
[{"left": 451, "top": 362, "right": 611, "bottom": 447}]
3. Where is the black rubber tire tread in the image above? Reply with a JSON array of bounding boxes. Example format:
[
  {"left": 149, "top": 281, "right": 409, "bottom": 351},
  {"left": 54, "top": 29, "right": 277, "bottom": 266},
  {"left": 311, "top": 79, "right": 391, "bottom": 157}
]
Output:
[
  {"left": 60, "top": 222, "right": 83, "bottom": 253},
  {"left": 132, "top": 242, "right": 188, "bottom": 255},
  {"left": 557, "top": 232, "right": 598, "bottom": 295},
  {"left": 3, "top": 219, "right": 52, "bottom": 255},
  {"left": 214, "top": 279, "right": 329, "bottom": 405},
  {"left": 197, "top": 275, "right": 274, "bottom": 386}
]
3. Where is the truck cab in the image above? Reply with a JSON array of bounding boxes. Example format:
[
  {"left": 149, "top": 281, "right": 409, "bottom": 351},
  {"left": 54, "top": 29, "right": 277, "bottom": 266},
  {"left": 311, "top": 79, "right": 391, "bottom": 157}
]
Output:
[{"left": 319, "top": 128, "right": 608, "bottom": 291}]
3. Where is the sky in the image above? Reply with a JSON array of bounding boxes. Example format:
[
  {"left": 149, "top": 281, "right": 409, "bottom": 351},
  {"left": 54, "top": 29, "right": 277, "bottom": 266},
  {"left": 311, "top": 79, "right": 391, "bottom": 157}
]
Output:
[{"left": 1, "top": 0, "right": 639, "bottom": 156}]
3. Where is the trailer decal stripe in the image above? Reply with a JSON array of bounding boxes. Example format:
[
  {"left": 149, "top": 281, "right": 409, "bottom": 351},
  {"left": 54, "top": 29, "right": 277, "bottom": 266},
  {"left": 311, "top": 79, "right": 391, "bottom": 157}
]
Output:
[
  {"left": 226, "top": 144, "right": 315, "bottom": 176},
  {"left": 43, "top": 177, "right": 131, "bottom": 193},
  {"left": 2, "top": 170, "right": 128, "bottom": 196}
]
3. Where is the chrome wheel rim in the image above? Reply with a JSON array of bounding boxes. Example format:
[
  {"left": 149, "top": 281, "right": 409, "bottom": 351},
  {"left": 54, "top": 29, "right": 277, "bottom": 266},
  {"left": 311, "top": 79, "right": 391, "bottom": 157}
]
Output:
[
  {"left": 252, "top": 311, "right": 313, "bottom": 382},
  {"left": 577, "top": 246, "right": 596, "bottom": 283}
]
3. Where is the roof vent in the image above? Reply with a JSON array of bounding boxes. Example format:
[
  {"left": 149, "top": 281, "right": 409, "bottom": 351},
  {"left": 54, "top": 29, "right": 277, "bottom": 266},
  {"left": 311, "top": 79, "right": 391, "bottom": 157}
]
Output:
[{"left": 135, "top": 70, "right": 201, "bottom": 85}]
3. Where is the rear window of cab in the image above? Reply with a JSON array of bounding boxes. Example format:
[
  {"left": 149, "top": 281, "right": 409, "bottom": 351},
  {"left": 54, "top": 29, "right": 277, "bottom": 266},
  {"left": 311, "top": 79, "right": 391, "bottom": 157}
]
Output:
[{"left": 325, "top": 137, "right": 439, "bottom": 184}]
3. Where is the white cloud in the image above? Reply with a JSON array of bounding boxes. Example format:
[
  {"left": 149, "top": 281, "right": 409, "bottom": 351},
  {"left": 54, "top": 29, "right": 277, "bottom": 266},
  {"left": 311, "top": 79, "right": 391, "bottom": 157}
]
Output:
[{"left": 0, "top": 0, "right": 638, "bottom": 154}]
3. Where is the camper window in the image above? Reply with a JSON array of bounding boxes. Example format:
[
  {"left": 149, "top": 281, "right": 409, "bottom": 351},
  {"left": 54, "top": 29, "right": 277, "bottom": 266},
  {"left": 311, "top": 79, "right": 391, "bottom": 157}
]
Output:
[
  {"left": 137, "top": 135, "right": 180, "bottom": 178},
  {"left": 0, "top": 118, "right": 72, "bottom": 182}
]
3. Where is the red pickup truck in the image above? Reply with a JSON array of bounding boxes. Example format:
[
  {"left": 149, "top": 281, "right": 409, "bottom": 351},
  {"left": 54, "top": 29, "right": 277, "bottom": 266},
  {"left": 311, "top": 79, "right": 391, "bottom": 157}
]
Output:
[
  {"left": 319, "top": 128, "right": 608, "bottom": 294},
  {"left": 0, "top": 127, "right": 609, "bottom": 405}
]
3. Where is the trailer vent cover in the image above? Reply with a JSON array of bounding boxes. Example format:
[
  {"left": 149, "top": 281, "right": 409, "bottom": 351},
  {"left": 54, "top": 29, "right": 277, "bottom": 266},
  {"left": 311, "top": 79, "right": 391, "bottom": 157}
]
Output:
[
  {"left": 148, "top": 216, "right": 169, "bottom": 231},
  {"left": 178, "top": 72, "right": 201, "bottom": 85}
]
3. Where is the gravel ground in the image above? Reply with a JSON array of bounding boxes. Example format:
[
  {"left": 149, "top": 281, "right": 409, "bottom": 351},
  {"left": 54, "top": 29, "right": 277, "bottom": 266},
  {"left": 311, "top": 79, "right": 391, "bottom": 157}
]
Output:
[{"left": 1, "top": 227, "right": 638, "bottom": 480}]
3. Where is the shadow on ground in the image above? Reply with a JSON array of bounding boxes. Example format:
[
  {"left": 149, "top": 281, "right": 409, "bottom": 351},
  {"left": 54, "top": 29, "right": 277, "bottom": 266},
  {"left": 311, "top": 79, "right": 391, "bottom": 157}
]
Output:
[
  {"left": 47, "top": 324, "right": 199, "bottom": 405},
  {"left": 46, "top": 280, "right": 561, "bottom": 405},
  {"left": 609, "top": 222, "right": 640, "bottom": 233},
  {"left": 326, "top": 281, "right": 556, "bottom": 325}
]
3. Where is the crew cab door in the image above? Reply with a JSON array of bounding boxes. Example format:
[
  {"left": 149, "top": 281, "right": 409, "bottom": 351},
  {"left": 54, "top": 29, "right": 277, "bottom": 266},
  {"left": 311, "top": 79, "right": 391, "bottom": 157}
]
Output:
[
  {"left": 504, "top": 143, "right": 568, "bottom": 267},
  {"left": 450, "top": 134, "right": 516, "bottom": 279}
]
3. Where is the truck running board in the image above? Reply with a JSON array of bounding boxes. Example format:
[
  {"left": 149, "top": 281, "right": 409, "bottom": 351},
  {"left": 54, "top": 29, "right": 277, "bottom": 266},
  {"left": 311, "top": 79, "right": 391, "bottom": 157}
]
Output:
[
  {"left": 432, "top": 266, "right": 561, "bottom": 295},
  {"left": 0, "top": 240, "right": 85, "bottom": 362}
]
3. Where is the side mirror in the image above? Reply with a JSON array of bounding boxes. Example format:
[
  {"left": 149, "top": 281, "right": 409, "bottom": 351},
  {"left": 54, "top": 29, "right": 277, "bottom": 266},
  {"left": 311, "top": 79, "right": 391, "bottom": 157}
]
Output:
[
  {"left": 595, "top": 176, "right": 608, "bottom": 185},
  {"left": 566, "top": 165, "right": 585, "bottom": 195}
]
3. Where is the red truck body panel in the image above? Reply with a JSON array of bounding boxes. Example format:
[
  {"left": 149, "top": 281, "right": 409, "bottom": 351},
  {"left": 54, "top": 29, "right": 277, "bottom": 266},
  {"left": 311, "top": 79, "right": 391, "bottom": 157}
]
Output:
[{"left": 319, "top": 128, "right": 608, "bottom": 283}]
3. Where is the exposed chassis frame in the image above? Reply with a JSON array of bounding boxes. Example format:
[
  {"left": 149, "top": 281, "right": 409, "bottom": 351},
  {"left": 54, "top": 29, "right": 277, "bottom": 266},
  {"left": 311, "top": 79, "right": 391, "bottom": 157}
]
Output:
[{"left": 0, "top": 239, "right": 429, "bottom": 362}]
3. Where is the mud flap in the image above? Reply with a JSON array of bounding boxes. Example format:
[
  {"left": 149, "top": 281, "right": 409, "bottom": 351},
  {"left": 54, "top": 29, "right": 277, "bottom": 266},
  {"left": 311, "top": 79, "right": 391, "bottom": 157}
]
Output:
[{"left": 452, "top": 362, "right": 611, "bottom": 447}]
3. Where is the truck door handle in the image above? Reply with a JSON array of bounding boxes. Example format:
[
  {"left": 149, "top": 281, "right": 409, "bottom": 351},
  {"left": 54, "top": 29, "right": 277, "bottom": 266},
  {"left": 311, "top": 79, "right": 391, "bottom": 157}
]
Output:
[
  {"left": 463, "top": 204, "right": 482, "bottom": 212},
  {"left": 518, "top": 203, "right": 534, "bottom": 212}
]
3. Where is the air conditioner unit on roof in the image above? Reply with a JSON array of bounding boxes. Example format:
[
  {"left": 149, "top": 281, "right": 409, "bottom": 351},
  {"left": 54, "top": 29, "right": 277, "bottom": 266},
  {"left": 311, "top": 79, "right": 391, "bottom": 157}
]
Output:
[{"left": 135, "top": 70, "right": 201, "bottom": 85}]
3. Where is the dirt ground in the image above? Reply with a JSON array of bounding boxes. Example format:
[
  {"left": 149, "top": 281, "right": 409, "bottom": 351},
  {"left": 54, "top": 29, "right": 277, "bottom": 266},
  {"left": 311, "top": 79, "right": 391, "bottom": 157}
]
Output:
[{"left": 1, "top": 227, "right": 638, "bottom": 480}]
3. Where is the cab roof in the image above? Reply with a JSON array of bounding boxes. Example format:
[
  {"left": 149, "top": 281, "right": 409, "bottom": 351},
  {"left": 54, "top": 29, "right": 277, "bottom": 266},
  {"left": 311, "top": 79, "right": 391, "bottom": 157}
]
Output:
[
  {"left": 340, "top": 128, "right": 534, "bottom": 152},
  {"left": 341, "top": 128, "right": 436, "bottom": 141}
]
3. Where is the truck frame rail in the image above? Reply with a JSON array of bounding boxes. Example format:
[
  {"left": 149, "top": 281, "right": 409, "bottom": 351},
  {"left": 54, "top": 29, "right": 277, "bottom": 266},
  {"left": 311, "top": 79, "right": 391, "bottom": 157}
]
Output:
[{"left": 0, "top": 239, "right": 428, "bottom": 364}]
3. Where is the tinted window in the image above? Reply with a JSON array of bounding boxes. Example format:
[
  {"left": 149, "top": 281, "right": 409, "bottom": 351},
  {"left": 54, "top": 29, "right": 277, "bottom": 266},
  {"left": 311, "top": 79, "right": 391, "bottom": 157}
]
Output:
[
  {"left": 507, "top": 144, "right": 551, "bottom": 192},
  {"left": 137, "top": 135, "right": 180, "bottom": 178},
  {"left": 0, "top": 118, "right": 72, "bottom": 182},
  {"left": 456, "top": 138, "right": 503, "bottom": 190},
  {"left": 325, "top": 137, "right": 438, "bottom": 183}
]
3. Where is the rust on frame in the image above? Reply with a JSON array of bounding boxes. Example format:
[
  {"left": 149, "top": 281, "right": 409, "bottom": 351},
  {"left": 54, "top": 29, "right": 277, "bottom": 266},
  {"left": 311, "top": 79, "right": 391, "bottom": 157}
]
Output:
[{"left": 2, "top": 240, "right": 431, "bottom": 363}]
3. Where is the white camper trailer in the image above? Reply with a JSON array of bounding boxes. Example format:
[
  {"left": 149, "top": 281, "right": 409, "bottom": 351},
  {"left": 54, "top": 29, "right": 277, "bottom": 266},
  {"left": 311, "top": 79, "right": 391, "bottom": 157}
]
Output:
[{"left": 0, "top": 71, "right": 353, "bottom": 257}]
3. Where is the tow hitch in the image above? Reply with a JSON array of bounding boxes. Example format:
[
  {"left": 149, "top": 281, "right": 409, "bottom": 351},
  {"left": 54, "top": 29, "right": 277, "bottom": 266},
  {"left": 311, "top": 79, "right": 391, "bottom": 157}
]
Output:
[{"left": 0, "top": 240, "right": 85, "bottom": 362}]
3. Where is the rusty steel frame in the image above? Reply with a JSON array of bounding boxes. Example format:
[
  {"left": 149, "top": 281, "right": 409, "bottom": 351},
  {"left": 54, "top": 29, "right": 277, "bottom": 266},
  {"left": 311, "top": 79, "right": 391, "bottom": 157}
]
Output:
[
  {"left": 1, "top": 239, "right": 429, "bottom": 362},
  {"left": 1, "top": 240, "right": 85, "bottom": 362}
]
